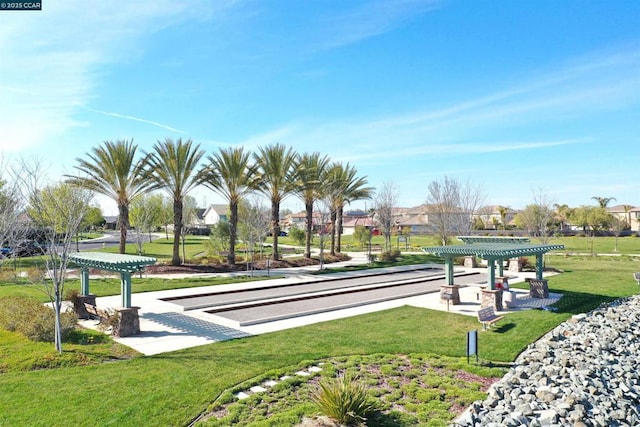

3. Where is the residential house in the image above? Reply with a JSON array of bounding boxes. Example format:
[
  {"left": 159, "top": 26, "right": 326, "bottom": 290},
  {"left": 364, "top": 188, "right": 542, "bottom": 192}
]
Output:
[
  {"left": 202, "top": 204, "right": 229, "bottom": 227},
  {"left": 474, "top": 205, "right": 518, "bottom": 230},
  {"left": 188, "top": 208, "right": 207, "bottom": 228},
  {"left": 341, "top": 215, "right": 376, "bottom": 235},
  {"left": 396, "top": 214, "right": 432, "bottom": 234},
  {"left": 282, "top": 211, "right": 329, "bottom": 233},
  {"left": 632, "top": 207, "right": 640, "bottom": 232},
  {"left": 103, "top": 215, "right": 118, "bottom": 230},
  {"left": 607, "top": 204, "right": 640, "bottom": 232}
]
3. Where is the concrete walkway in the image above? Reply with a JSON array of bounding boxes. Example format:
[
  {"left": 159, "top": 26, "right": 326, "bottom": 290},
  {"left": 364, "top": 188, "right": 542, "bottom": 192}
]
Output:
[{"left": 77, "top": 257, "right": 560, "bottom": 356}]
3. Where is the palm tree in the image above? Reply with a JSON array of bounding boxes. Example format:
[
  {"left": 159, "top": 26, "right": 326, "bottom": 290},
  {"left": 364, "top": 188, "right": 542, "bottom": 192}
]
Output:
[
  {"left": 66, "top": 139, "right": 153, "bottom": 254},
  {"left": 497, "top": 205, "right": 509, "bottom": 230},
  {"left": 324, "top": 163, "right": 373, "bottom": 255},
  {"left": 553, "top": 203, "right": 571, "bottom": 231},
  {"left": 146, "top": 138, "right": 205, "bottom": 266},
  {"left": 202, "top": 146, "right": 259, "bottom": 264},
  {"left": 622, "top": 204, "right": 634, "bottom": 228},
  {"left": 338, "top": 167, "right": 373, "bottom": 253},
  {"left": 292, "top": 152, "right": 330, "bottom": 258},
  {"left": 253, "top": 143, "right": 297, "bottom": 260},
  {"left": 591, "top": 196, "right": 616, "bottom": 208}
]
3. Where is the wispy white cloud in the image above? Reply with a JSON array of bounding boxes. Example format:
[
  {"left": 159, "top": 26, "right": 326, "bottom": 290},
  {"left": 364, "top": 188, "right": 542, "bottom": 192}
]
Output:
[
  {"left": 0, "top": 0, "right": 229, "bottom": 152},
  {"left": 238, "top": 45, "right": 639, "bottom": 167},
  {"left": 82, "top": 106, "right": 185, "bottom": 134},
  {"left": 318, "top": 0, "right": 441, "bottom": 49},
  {"left": 236, "top": 126, "right": 297, "bottom": 152}
]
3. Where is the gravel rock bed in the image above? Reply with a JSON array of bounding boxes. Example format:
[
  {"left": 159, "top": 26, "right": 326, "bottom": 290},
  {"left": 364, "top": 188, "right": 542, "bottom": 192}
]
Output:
[{"left": 456, "top": 295, "right": 640, "bottom": 426}]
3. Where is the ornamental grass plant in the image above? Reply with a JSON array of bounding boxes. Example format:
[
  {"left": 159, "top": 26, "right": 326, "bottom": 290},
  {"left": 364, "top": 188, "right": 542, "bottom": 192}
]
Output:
[{"left": 311, "top": 373, "right": 378, "bottom": 426}]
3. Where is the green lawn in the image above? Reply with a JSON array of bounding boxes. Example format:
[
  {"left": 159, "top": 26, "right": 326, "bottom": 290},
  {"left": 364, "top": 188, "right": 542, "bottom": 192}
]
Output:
[
  {"left": 102, "top": 235, "right": 210, "bottom": 260},
  {"left": 0, "top": 254, "right": 638, "bottom": 425},
  {"left": 0, "top": 275, "right": 277, "bottom": 303},
  {"left": 338, "top": 234, "right": 640, "bottom": 255},
  {"left": 548, "top": 235, "right": 640, "bottom": 254}
]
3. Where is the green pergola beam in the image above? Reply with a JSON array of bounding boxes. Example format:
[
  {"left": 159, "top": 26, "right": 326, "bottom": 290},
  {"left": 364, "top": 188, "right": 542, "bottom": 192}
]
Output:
[
  {"left": 457, "top": 236, "right": 530, "bottom": 244},
  {"left": 421, "top": 244, "right": 564, "bottom": 258},
  {"left": 69, "top": 252, "right": 157, "bottom": 273}
]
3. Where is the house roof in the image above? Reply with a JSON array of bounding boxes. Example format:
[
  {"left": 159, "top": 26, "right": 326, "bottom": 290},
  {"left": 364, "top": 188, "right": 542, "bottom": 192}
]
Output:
[
  {"left": 342, "top": 217, "right": 375, "bottom": 227},
  {"left": 397, "top": 214, "right": 426, "bottom": 226},
  {"left": 287, "top": 211, "right": 308, "bottom": 219},
  {"left": 476, "top": 205, "right": 518, "bottom": 215},
  {"left": 103, "top": 215, "right": 118, "bottom": 224},
  {"left": 344, "top": 209, "right": 369, "bottom": 218},
  {"left": 403, "top": 205, "right": 422, "bottom": 214},
  {"left": 607, "top": 204, "right": 637, "bottom": 212},
  {"left": 204, "top": 204, "right": 228, "bottom": 216}
]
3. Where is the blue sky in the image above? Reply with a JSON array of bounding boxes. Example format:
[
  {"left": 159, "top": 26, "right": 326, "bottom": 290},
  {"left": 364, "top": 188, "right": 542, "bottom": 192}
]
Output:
[{"left": 1, "top": 0, "right": 639, "bottom": 215}]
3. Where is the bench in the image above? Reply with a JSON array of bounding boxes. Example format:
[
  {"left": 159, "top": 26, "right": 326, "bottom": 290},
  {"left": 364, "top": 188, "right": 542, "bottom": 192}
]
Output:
[
  {"left": 477, "top": 306, "right": 504, "bottom": 331},
  {"left": 83, "top": 302, "right": 111, "bottom": 325},
  {"left": 528, "top": 279, "right": 549, "bottom": 298}
]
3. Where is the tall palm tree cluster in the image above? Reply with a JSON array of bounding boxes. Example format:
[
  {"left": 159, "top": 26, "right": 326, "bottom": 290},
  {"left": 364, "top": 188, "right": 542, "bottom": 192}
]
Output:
[{"left": 66, "top": 139, "right": 373, "bottom": 266}]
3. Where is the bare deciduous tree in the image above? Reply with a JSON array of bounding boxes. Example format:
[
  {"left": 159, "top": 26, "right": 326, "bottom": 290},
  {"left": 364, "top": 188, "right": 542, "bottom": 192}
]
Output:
[
  {"left": 610, "top": 215, "right": 625, "bottom": 252},
  {"left": 0, "top": 158, "right": 28, "bottom": 268},
  {"left": 516, "top": 188, "right": 556, "bottom": 244},
  {"left": 425, "top": 176, "right": 485, "bottom": 245},
  {"left": 373, "top": 181, "right": 399, "bottom": 252},
  {"left": 130, "top": 194, "right": 164, "bottom": 256},
  {"left": 314, "top": 197, "right": 332, "bottom": 270},
  {"left": 22, "top": 161, "right": 92, "bottom": 353},
  {"left": 238, "top": 196, "right": 270, "bottom": 276}
]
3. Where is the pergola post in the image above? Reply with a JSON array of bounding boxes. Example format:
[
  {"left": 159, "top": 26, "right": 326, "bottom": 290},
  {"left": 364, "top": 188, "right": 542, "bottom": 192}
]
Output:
[
  {"left": 536, "top": 254, "right": 544, "bottom": 280},
  {"left": 121, "top": 272, "right": 132, "bottom": 308},
  {"left": 486, "top": 257, "right": 496, "bottom": 290},
  {"left": 80, "top": 267, "right": 90, "bottom": 295},
  {"left": 445, "top": 256, "right": 455, "bottom": 285},
  {"left": 498, "top": 258, "right": 504, "bottom": 276}
]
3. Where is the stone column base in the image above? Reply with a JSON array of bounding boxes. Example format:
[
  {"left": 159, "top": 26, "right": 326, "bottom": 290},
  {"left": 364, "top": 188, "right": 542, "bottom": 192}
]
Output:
[
  {"left": 463, "top": 256, "right": 477, "bottom": 268},
  {"left": 114, "top": 307, "right": 140, "bottom": 337},
  {"left": 75, "top": 294, "right": 97, "bottom": 319},
  {"left": 440, "top": 285, "right": 461, "bottom": 305},
  {"left": 481, "top": 289, "right": 503, "bottom": 311},
  {"left": 508, "top": 258, "right": 522, "bottom": 272}
]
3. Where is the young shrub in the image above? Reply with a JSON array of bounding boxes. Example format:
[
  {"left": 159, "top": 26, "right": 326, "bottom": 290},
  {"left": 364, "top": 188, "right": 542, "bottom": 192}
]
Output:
[
  {"left": 0, "top": 296, "right": 77, "bottom": 342},
  {"left": 379, "top": 249, "right": 401, "bottom": 262},
  {"left": 288, "top": 225, "right": 305, "bottom": 246},
  {"left": 311, "top": 373, "right": 378, "bottom": 426},
  {"left": 64, "top": 288, "right": 81, "bottom": 312}
]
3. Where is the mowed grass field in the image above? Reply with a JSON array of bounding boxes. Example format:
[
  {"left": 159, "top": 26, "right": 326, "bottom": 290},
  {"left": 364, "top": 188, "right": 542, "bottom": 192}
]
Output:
[{"left": 0, "top": 250, "right": 638, "bottom": 426}]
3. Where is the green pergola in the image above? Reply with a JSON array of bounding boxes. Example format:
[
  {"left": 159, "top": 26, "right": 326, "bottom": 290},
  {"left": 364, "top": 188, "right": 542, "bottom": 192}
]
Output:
[
  {"left": 69, "top": 252, "right": 157, "bottom": 308},
  {"left": 422, "top": 237, "right": 564, "bottom": 290}
]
